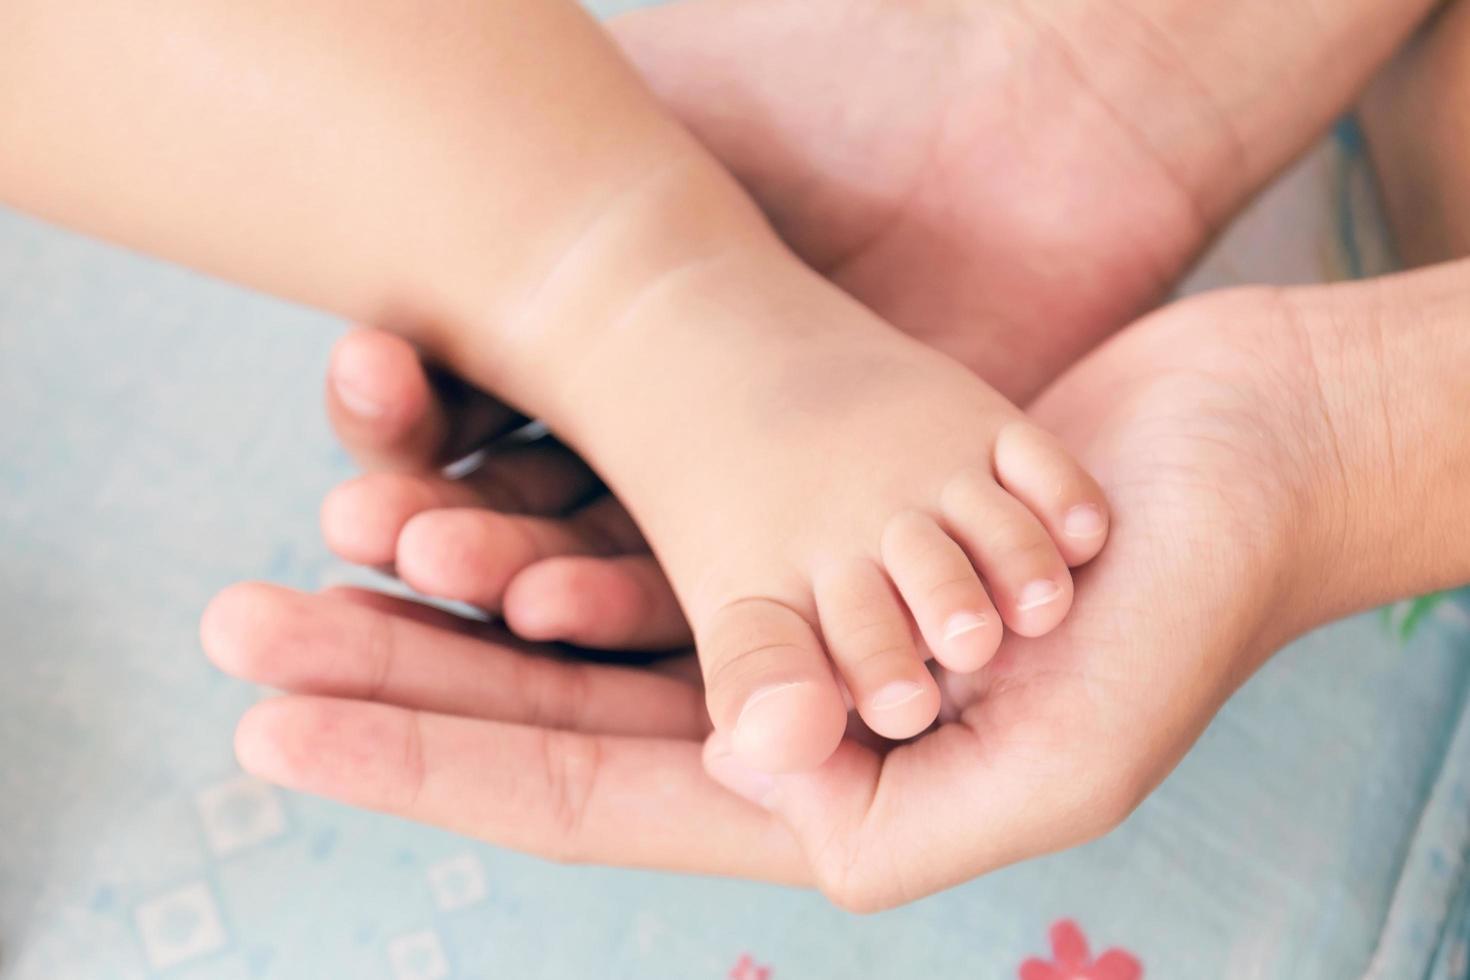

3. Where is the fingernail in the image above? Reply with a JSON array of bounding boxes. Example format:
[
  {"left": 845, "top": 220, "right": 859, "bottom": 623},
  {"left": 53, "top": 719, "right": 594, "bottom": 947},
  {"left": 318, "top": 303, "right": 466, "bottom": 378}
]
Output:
[
  {"left": 331, "top": 345, "right": 387, "bottom": 419},
  {"left": 1017, "top": 580, "right": 1062, "bottom": 611},
  {"left": 705, "top": 733, "right": 778, "bottom": 808},
  {"left": 1064, "top": 504, "right": 1106, "bottom": 538},
  {"left": 943, "top": 612, "right": 989, "bottom": 643},
  {"left": 869, "top": 680, "right": 925, "bottom": 711}
]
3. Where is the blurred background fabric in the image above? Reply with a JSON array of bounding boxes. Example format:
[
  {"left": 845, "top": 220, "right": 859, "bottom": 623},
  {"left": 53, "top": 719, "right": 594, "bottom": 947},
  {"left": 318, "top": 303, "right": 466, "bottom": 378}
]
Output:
[{"left": 1, "top": 6, "right": 1467, "bottom": 975}]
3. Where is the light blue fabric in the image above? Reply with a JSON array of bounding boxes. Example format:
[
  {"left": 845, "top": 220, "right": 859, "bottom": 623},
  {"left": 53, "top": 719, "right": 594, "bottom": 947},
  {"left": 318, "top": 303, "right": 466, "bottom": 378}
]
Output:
[{"left": 1, "top": 9, "right": 1467, "bottom": 975}]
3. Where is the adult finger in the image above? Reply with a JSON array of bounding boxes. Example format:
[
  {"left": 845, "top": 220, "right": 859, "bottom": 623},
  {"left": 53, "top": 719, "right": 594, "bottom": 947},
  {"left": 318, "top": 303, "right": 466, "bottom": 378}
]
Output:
[
  {"left": 236, "top": 695, "right": 808, "bottom": 882},
  {"left": 321, "top": 584, "right": 490, "bottom": 634},
  {"left": 505, "top": 554, "right": 692, "bottom": 650},
  {"left": 202, "top": 582, "right": 708, "bottom": 738},
  {"left": 326, "top": 327, "right": 519, "bottom": 471},
  {"left": 393, "top": 498, "right": 642, "bottom": 612},
  {"left": 321, "top": 447, "right": 609, "bottom": 567}
]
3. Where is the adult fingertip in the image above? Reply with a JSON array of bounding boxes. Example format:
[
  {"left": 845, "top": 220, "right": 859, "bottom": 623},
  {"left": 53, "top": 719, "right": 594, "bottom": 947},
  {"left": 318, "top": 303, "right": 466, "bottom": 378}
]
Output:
[
  {"left": 320, "top": 479, "right": 382, "bottom": 565},
  {"left": 200, "top": 581, "right": 284, "bottom": 676},
  {"left": 502, "top": 575, "right": 570, "bottom": 641},
  {"left": 394, "top": 511, "right": 465, "bottom": 598},
  {"left": 329, "top": 329, "right": 404, "bottom": 421},
  {"left": 319, "top": 475, "right": 425, "bottom": 567},
  {"left": 503, "top": 558, "right": 622, "bottom": 644},
  {"left": 327, "top": 329, "right": 439, "bottom": 458},
  {"left": 702, "top": 732, "right": 780, "bottom": 810},
  {"left": 234, "top": 699, "right": 296, "bottom": 785}
]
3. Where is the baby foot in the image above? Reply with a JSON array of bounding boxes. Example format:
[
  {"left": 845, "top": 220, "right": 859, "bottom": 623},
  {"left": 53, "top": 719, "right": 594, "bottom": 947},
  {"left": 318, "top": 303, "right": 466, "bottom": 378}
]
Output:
[{"left": 543, "top": 248, "right": 1108, "bottom": 772}]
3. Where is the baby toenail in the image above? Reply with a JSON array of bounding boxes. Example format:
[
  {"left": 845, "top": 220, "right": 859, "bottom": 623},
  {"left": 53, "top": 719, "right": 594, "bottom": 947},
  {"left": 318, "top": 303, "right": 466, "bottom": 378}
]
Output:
[
  {"left": 869, "top": 681, "right": 925, "bottom": 711},
  {"left": 943, "top": 612, "right": 989, "bottom": 642},
  {"left": 1017, "top": 580, "right": 1062, "bottom": 611},
  {"left": 1064, "top": 504, "right": 1106, "bottom": 537}
]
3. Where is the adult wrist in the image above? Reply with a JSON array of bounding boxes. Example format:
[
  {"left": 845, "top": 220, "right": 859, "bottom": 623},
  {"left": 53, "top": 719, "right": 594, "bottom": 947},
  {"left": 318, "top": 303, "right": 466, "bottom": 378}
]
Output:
[{"left": 1281, "top": 270, "right": 1470, "bottom": 629}]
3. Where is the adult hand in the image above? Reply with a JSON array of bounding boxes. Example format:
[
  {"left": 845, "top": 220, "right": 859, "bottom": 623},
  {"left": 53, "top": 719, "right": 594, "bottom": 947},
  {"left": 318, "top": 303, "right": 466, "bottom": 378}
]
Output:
[
  {"left": 319, "top": 327, "right": 688, "bottom": 651},
  {"left": 208, "top": 264, "right": 1470, "bottom": 908},
  {"left": 603, "top": 0, "right": 1432, "bottom": 397},
  {"left": 316, "top": 0, "right": 1433, "bottom": 642},
  {"left": 213, "top": 0, "right": 1453, "bottom": 909}
]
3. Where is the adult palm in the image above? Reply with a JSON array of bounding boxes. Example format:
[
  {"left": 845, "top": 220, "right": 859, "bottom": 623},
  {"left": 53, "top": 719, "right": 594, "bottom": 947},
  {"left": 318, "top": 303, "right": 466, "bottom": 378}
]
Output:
[
  {"left": 607, "top": 0, "right": 1211, "bottom": 401},
  {"left": 237, "top": 0, "right": 1444, "bottom": 909},
  {"left": 209, "top": 283, "right": 1362, "bottom": 908},
  {"left": 599, "top": 0, "right": 1431, "bottom": 397},
  {"left": 319, "top": 0, "right": 1415, "bottom": 633}
]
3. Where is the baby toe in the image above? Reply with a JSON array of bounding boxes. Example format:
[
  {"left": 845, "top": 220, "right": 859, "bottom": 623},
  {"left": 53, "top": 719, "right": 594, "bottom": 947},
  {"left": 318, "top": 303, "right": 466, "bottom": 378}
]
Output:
[
  {"left": 941, "top": 470, "right": 1074, "bottom": 638},
  {"left": 880, "top": 510, "right": 1001, "bottom": 673},
  {"left": 993, "top": 421, "right": 1109, "bottom": 566},
  {"left": 815, "top": 557, "right": 941, "bottom": 741}
]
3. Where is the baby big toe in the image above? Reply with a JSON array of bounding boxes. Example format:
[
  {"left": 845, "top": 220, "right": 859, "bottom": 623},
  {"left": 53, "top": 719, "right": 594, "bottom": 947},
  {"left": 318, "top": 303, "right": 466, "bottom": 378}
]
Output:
[
  {"left": 815, "top": 557, "right": 941, "bottom": 741},
  {"left": 993, "top": 421, "right": 1109, "bottom": 566},
  {"left": 699, "top": 597, "right": 849, "bottom": 773},
  {"left": 941, "top": 471, "right": 1074, "bottom": 638}
]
